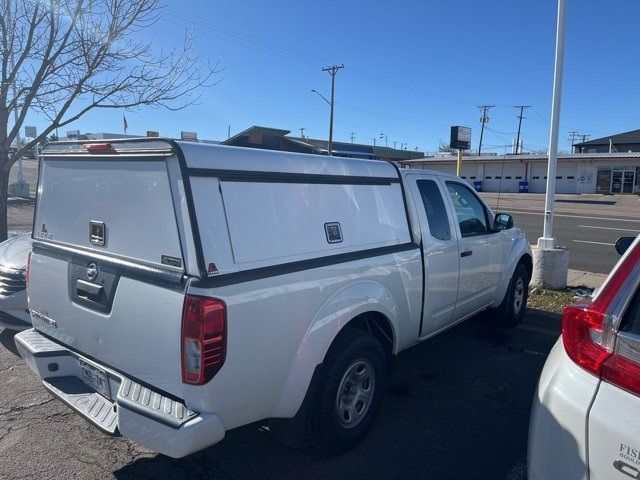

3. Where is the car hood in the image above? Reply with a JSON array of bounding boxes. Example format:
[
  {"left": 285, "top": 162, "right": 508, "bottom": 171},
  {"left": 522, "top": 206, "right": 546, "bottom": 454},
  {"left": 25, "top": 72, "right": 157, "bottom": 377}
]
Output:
[{"left": 0, "top": 233, "right": 32, "bottom": 270}]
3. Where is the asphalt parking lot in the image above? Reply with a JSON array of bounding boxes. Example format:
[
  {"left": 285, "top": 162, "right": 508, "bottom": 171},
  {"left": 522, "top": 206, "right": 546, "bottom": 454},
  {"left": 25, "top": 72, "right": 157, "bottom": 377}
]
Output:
[{"left": 0, "top": 310, "right": 558, "bottom": 480}]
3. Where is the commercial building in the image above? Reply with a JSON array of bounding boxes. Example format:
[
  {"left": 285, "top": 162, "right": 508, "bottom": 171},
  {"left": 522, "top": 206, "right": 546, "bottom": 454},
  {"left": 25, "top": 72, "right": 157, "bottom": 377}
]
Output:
[
  {"left": 574, "top": 129, "right": 640, "bottom": 154},
  {"left": 400, "top": 152, "right": 640, "bottom": 195},
  {"left": 222, "top": 125, "right": 424, "bottom": 162}
]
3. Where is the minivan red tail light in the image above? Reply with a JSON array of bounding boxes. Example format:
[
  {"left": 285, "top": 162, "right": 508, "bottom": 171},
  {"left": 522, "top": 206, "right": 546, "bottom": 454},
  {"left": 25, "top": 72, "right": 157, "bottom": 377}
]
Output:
[
  {"left": 563, "top": 237, "right": 640, "bottom": 393},
  {"left": 181, "top": 295, "right": 226, "bottom": 385},
  {"left": 562, "top": 303, "right": 612, "bottom": 376}
]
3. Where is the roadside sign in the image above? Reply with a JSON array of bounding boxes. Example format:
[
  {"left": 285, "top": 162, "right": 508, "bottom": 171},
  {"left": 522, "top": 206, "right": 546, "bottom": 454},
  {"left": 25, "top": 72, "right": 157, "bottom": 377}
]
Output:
[
  {"left": 24, "top": 126, "right": 37, "bottom": 138},
  {"left": 146, "top": 130, "right": 159, "bottom": 138},
  {"left": 450, "top": 126, "right": 472, "bottom": 150},
  {"left": 67, "top": 130, "right": 80, "bottom": 138},
  {"left": 181, "top": 131, "right": 198, "bottom": 141}
]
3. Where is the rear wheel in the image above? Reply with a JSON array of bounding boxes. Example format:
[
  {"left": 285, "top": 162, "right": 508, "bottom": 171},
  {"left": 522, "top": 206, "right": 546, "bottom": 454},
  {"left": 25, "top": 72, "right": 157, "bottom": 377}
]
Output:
[
  {"left": 309, "top": 328, "right": 387, "bottom": 453},
  {"left": 495, "top": 263, "right": 529, "bottom": 327}
]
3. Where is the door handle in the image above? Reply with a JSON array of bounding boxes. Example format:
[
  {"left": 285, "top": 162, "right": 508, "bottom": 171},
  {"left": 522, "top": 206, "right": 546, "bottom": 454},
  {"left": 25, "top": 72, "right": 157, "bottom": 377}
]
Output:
[
  {"left": 461, "top": 250, "right": 473, "bottom": 257},
  {"left": 76, "top": 279, "right": 104, "bottom": 302}
]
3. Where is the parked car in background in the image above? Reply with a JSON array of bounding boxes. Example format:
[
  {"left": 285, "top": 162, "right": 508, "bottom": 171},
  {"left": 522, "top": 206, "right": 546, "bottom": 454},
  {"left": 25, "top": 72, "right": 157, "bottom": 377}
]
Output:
[
  {"left": 528, "top": 235, "right": 640, "bottom": 480},
  {"left": 0, "top": 233, "right": 32, "bottom": 331},
  {"left": 16, "top": 139, "right": 531, "bottom": 458}
]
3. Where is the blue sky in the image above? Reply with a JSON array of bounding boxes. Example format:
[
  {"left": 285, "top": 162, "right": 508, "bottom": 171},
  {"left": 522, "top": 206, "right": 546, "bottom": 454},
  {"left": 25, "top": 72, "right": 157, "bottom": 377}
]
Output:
[{"left": 28, "top": 0, "right": 640, "bottom": 153}]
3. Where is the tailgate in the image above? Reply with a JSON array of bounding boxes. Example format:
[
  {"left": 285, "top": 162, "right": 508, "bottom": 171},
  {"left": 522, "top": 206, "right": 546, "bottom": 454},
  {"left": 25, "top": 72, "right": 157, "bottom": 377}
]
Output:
[{"left": 29, "top": 147, "right": 191, "bottom": 398}]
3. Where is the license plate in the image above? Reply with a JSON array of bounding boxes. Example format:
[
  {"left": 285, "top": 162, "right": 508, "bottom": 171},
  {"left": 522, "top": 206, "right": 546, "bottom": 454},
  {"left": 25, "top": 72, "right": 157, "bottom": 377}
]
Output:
[{"left": 79, "top": 360, "right": 111, "bottom": 399}]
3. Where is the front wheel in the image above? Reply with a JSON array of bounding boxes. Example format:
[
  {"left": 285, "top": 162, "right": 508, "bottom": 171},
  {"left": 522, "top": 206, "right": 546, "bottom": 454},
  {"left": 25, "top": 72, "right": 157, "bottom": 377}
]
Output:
[
  {"left": 495, "top": 263, "right": 529, "bottom": 327},
  {"left": 309, "top": 328, "right": 387, "bottom": 453}
]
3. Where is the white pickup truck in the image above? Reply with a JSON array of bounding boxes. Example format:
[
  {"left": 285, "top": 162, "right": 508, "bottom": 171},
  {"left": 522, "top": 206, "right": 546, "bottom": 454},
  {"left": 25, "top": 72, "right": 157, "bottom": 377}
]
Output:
[{"left": 16, "top": 139, "right": 532, "bottom": 457}]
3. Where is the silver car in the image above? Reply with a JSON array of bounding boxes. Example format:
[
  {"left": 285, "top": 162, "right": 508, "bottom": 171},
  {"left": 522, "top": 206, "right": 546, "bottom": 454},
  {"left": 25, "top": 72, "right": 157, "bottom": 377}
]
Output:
[{"left": 0, "top": 233, "right": 31, "bottom": 331}]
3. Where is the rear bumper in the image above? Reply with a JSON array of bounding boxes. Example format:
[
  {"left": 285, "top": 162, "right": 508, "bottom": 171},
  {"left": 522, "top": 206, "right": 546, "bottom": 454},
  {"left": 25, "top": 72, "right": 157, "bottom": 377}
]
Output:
[
  {"left": 527, "top": 337, "right": 599, "bottom": 480},
  {"left": 15, "top": 329, "right": 225, "bottom": 458},
  {"left": 0, "top": 290, "right": 31, "bottom": 330}
]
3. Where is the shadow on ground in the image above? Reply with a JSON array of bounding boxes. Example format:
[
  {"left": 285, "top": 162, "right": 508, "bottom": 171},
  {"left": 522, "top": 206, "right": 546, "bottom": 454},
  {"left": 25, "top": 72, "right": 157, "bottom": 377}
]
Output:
[
  {"left": 114, "top": 311, "right": 558, "bottom": 480},
  {"left": 0, "top": 328, "right": 18, "bottom": 356}
]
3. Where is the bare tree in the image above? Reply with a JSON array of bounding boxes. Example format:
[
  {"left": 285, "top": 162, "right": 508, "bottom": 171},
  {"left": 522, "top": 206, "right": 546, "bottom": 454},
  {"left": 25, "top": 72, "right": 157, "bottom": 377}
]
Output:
[{"left": 0, "top": 0, "right": 219, "bottom": 240}]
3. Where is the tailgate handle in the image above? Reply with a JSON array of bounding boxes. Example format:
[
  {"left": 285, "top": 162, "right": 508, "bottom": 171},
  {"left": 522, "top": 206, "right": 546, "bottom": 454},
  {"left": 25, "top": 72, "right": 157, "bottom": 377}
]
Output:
[{"left": 76, "top": 279, "right": 104, "bottom": 302}]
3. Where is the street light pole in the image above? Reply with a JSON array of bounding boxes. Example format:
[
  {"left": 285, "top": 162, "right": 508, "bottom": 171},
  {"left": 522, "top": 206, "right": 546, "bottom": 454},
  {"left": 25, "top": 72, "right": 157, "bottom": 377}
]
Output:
[
  {"left": 321, "top": 65, "right": 344, "bottom": 156},
  {"left": 532, "top": 0, "right": 569, "bottom": 290},
  {"left": 539, "top": 0, "right": 566, "bottom": 249}
]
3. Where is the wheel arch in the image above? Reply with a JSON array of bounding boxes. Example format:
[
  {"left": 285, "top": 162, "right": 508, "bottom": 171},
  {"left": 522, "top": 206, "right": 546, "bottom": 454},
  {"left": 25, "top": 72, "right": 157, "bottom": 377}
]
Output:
[
  {"left": 270, "top": 280, "right": 400, "bottom": 419},
  {"left": 493, "top": 237, "right": 533, "bottom": 307}
]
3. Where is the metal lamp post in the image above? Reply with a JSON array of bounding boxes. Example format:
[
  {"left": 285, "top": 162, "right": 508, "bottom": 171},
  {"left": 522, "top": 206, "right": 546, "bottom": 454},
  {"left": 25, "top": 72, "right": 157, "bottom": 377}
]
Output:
[{"left": 532, "top": 0, "right": 570, "bottom": 290}]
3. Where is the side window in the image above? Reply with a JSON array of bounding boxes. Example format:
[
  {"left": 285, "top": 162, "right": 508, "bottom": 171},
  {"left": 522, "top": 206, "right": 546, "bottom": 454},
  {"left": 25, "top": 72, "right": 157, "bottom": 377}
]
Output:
[
  {"left": 446, "top": 181, "right": 489, "bottom": 237},
  {"left": 416, "top": 179, "right": 451, "bottom": 241}
]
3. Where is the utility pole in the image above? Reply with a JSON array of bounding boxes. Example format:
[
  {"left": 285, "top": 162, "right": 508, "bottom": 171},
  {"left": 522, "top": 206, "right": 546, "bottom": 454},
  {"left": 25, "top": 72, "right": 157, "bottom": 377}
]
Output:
[
  {"left": 321, "top": 64, "right": 344, "bottom": 156},
  {"left": 299, "top": 127, "right": 306, "bottom": 139},
  {"left": 579, "top": 133, "right": 590, "bottom": 144},
  {"left": 227, "top": 125, "right": 231, "bottom": 139},
  {"left": 568, "top": 131, "right": 579, "bottom": 153},
  {"left": 514, "top": 105, "right": 531, "bottom": 154},
  {"left": 477, "top": 104, "right": 495, "bottom": 156},
  {"left": 350, "top": 132, "right": 356, "bottom": 143}
]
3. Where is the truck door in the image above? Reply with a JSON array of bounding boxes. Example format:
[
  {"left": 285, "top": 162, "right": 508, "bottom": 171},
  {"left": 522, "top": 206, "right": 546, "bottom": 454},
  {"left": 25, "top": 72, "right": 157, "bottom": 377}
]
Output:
[
  {"left": 444, "top": 180, "right": 503, "bottom": 319},
  {"left": 406, "top": 174, "right": 460, "bottom": 337}
]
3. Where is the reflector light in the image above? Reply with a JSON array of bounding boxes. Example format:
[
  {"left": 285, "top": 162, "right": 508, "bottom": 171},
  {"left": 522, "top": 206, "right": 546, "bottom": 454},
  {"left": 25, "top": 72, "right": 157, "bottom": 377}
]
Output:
[
  {"left": 181, "top": 295, "right": 226, "bottom": 385},
  {"left": 25, "top": 251, "right": 32, "bottom": 311}
]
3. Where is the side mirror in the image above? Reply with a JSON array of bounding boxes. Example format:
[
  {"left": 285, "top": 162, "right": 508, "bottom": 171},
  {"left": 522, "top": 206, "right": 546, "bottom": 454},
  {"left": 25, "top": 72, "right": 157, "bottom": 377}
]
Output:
[
  {"left": 615, "top": 236, "right": 635, "bottom": 255},
  {"left": 494, "top": 213, "right": 513, "bottom": 231}
]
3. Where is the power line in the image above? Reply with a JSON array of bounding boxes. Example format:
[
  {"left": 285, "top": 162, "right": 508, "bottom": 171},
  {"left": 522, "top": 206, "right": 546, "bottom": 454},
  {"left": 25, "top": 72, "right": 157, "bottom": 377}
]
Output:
[
  {"left": 514, "top": 105, "right": 531, "bottom": 155},
  {"left": 159, "top": 5, "right": 488, "bottom": 107},
  {"left": 477, "top": 104, "right": 495, "bottom": 156}
]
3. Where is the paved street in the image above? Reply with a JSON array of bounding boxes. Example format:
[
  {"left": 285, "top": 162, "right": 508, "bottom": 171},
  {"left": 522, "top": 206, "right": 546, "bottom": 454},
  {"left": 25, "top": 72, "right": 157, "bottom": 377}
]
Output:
[
  {"left": 0, "top": 310, "right": 557, "bottom": 480},
  {"left": 482, "top": 193, "right": 640, "bottom": 274}
]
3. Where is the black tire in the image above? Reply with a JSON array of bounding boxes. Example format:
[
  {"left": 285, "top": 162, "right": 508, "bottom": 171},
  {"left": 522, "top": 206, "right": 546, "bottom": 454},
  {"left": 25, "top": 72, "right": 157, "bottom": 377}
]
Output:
[
  {"left": 494, "top": 263, "right": 529, "bottom": 327},
  {"left": 309, "top": 328, "right": 387, "bottom": 453}
]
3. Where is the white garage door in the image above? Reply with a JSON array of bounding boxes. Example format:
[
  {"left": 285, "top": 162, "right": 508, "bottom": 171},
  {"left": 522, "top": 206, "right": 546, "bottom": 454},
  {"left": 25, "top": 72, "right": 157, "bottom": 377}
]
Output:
[
  {"left": 555, "top": 162, "right": 578, "bottom": 194},
  {"left": 530, "top": 162, "right": 577, "bottom": 193},
  {"left": 483, "top": 163, "right": 526, "bottom": 193},
  {"left": 530, "top": 163, "right": 548, "bottom": 193}
]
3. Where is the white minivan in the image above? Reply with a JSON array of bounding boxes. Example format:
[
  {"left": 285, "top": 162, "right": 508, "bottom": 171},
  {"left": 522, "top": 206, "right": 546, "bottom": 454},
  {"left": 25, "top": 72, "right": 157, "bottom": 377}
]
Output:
[{"left": 16, "top": 139, "right": 532, "bottom": 457}]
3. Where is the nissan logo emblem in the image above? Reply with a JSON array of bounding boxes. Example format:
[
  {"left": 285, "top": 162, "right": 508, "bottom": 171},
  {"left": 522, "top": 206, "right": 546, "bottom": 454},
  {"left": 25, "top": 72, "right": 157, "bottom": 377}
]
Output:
[{"left": 86, "top": 263, "right": 98, "bottom": 281}]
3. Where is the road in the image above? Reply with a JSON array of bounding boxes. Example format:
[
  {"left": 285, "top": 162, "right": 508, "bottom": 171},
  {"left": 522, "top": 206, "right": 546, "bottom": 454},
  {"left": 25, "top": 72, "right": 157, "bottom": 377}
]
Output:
[
  {"left": 0, "top": 310, "right": 557, "bottom": 480},
  {"left": 511, "top": 210, "right": 639, "bottom": 273},
  {"left": 482, "top": 193, "right": 640, "bottom": 274}
]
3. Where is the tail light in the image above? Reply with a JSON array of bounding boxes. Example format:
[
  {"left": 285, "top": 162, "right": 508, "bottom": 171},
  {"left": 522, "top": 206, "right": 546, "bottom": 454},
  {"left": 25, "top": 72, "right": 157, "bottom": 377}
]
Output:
[
  {"left": 83, "top": 143, "right": 116, "bottom": 154},
  {"left": 181, "top": 295, "right": 226, "bottom": 385},
  {"left": 563, "top": 237, "right": 640, "bottom": 393},
  {"left": 562, "top": 303, "right": 614, "bottom": 375}
]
